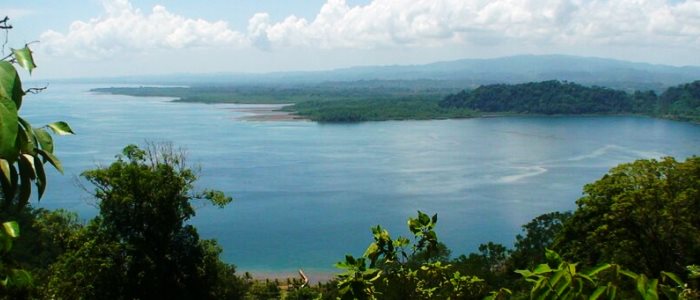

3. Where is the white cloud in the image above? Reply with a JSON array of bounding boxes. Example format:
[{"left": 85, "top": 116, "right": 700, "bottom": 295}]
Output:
[
  {"left": 249, "top": 0, "right": 700, "bottom": 50},
  {"left": 39, "top": 0, "right": 246, "bottom": 59},
  {"left": 39, "top": 0, "right": 700, "bottom": 60}
]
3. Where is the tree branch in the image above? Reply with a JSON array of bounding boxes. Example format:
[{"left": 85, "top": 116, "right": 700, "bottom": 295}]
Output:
[
  {"left": 1, "top": 16, "right": 10, "bottom": 56},
  {"left": 25, "top": 85, "right": 49, "bottom": 94}
]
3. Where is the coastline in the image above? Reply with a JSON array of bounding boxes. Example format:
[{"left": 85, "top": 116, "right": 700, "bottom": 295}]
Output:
[
  {"left": 242, "top": 268, "right": 335, "bottom": 284},
  {"left": 225, "top": 104, "right": 308, "bottom": 122}
]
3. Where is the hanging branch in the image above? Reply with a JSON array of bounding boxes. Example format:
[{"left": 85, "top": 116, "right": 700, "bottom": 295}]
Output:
[{"left": 1, "top": 16, "right": 11, "bottom": 56}]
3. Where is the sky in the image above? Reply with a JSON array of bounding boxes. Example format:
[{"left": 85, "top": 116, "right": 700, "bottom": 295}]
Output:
[{"left": 2, "top": 0, "right": 700, "bottom": 79}]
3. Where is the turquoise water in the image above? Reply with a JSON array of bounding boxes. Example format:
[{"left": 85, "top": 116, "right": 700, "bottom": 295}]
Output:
[{"left": 22, "top": 83, "right": 700, "bottom": 275}]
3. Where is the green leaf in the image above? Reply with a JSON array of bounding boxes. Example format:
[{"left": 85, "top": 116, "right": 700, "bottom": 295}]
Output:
[
  {"left": 545, "top": 248, "right": 562, "bottom": 264},
  {"left": 37, "top": 148, "right": 63, "bottom": 174},
  {"left": 18, "top": 117, "right": 38, "bottom": 151},
  {"left": 16, "top": 122, "right": 35, "bottom": 154},
  {"left": 636, "top": 274, "right": 648, "bottom": 297},
  {"left": 688, "top": 265, "right": 700, "bottom": 279},
  {"left": 9, "top": 269, "right": 32, "bottom": 288},
  {"left": 554, "top": 276, "right": 570, "bottom": 296},
  {"left": 533, "top": 264, "right": 553, "bottom": 275},
  {"left": 589, "top": 286, "right": 607, "bottom": 300},
  {"left": 2, "top": 221, "right": 19, "bottom": 238},
  {"left": 515, "top": 269, "right": 534, "bottom": 278},
  {"left": 0, "top": 96, "right": 18, "bottom": 159},
  {"left": 619, "top": 269, "right": 639, "bottom": 279},
  {"left": 659, "top": 285, "right": 680, "bottom": 300},
  {"left": 585, "top": 263, "right": 611, "bottom": 276},
  {"left": 646, "top": 279, "right": 659, "bottom": 300},
  {"left": 346, "top": 255, "right": 356, "bottom": 266},
  {"left": 418, "top": 211, "right": 430, "bottom": 224},
  {"left": 0, "top": 60, "right": 24, "bottom": 109},
  {"left": 11, "top": 46, "right": 36, "bottom": 75},
  {"left": 18, "top": 155, "right": 33, "bottom": 206},
  {"left": 0, "top": 164, "right": 18, "bottom": 201},
  {"left": 608, "top": 283, "right": 617, "bottom": 299},
  {"left": 0, "top": 158, "right": 10, "bottom": 184},
  {"left": 364, "top": 242, "right": 379, "bottom": 257},
  {"left": 47, "top": 121, "right": 74, "bottom": 135},
  {"left": 34, "top": 127, "right": 53, "bottom": 154},
  {"left": 549, "top": 269, "right": 565, "bottom": 287},
  {"left": 34, "top": 155, "right": 46, "bottom": 200},
  {"left": 568, "top": 263, "right": 577, "bottom": 275},
  {"left": 660, "top": 271, "right": 684, "bottom": 286}
]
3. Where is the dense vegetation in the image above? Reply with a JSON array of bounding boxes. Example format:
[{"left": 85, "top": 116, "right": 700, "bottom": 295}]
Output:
[
  {"left": 288, "top": 97, "right": 475, "bottom": 122},
  {"left": 91, "top": 81, "right": 459, "bottom": 105},
  {"left": 439, "top": 81, "right": 638, "bottom": 114},
  {"left": 440, "top": 80, "right": 700, "bottom": 121},
  {"left": 658, "top": 81, "right": 700, "bottom": 121}
]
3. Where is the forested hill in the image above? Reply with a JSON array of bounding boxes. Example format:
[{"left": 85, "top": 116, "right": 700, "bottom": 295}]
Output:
[
  {"left": 658, "top": 80, "right": 700, "bottom": 121},
  {"left": 439, "top": 80, "right": 700, "bottom": 121}
]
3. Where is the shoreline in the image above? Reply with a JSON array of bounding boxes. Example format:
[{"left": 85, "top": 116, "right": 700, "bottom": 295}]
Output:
[
  {"left": 241, "top": 268, "right": 336, "bottom": 284},
  {"left": 225, "top": 104, "right": 308, "bottom": 122}
]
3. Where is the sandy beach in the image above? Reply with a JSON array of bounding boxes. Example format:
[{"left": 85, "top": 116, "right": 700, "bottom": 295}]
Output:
[{"left": 227, "top": 104, "right": 306, "bottom": 121}]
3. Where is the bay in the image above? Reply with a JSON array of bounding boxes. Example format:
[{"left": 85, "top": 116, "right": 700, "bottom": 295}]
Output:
[{"left": 22, "top": 83, "right": 700, "bottom": 276}]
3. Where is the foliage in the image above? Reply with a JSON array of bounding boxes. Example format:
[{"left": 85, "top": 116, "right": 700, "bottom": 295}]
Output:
[
  {"left": 516, "top": 249, "right": 699, "bottom": 300},
  {"left": 511, "top": 212, "right": 571, "bottom": 270},
  {"left": 334, "top": 211, "right": 488, "bottom": 299},
  {"left": 0, "top": 207, "right": 80, "bottom": 298},
  {"left": 290, "top": 97, "right": 475, "bottom": 122},
  {"left": 0, "top": 46, "right": 74, "bottom": 209},
  {"left": 440, "top": 79, "right": 700, "bottom": 122},
  {"left": 439, "top": 80, "right": 638, "bottom": 114},
  {"left": 554, "top": 157, "right": 700, "bottom": 276},
  {"left": 0, "top": 16, "right": 73, "bottom": 298},
  {"left": 44, "top": 144, "right": 244, "bottom": 299},
  {"left": 0, "top": 220, "right": 31, "bottom": 293},
  {"left": 246, "top": 279, "right": 281, "bottom": 300},
  {"left": 285, "top": 285, "right": 321, "bottom": 300},
  {"left": 452, "top": 242, "right": 511, "bottom": 289},
  {"left": 91, "top": 81, "right": 461, "bottom": 105},
  {"left": 658, "top": 80, "right": 700, "bottom": 122}
]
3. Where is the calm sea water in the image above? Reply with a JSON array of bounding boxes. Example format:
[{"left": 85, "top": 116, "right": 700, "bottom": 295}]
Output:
[{"left": 22, "top": 83, "right": 700, "bottom": 275}]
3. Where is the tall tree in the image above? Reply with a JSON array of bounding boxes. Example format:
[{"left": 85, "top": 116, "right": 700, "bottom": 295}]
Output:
[
  {"left": 510, "top": 211, "right": 571, "bottom": 270},
  {"left": 45, "top": 144, "right": 242, "bottom": 299},
  {"left": 554, "top": 156, "right": 700, "bottom": 276}
]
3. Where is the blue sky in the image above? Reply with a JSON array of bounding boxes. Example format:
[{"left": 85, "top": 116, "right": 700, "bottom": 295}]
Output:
[{"left": 3, "top": 0, "right": 700, "bottom": 79}]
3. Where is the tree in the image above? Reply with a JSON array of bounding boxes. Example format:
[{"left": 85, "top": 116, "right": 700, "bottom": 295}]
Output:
[
  {"left": 453, "top": 242, "right": 511, "bottom": 290},
  {"left": 45, "top": 143, "right": 244, "bottom": 299},
  {"left": 554, "top": 156, "right": 700, "bottom": 276},
  {"left": 510, "top": 211, "right": 571, "bottom": 270}
]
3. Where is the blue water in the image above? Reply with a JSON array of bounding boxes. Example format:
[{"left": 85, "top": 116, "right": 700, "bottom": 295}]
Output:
[{"left": 20, "top": 83, "right": 700, "bottom": 275}]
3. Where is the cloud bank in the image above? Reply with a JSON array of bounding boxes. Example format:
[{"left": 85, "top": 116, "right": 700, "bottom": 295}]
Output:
[
  {"left": 39, "top": 0, "right": 246, "bottom": 58},
  {"left": 40, "top": 0, "right": 700, "bottom": 59}
]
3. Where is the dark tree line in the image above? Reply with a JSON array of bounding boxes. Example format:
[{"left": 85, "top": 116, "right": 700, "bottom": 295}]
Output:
[{"left": 440, "top": 80, "right": 700, "bottom": 121}]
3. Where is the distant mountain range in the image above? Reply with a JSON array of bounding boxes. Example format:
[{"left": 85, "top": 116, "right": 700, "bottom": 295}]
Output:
[{"left": 57, "top": 55, "right": 700, "bottom": 92}]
